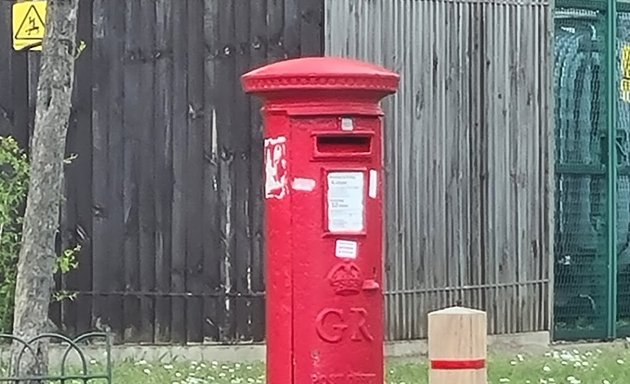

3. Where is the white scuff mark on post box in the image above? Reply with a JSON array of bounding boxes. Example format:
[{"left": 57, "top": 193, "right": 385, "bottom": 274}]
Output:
[
  {"left": 335, "top": 240, "right": 358, "bottom": 259},
  {"left": 341, "top": 117, "right": 354, "bottom": 131},
  {"left": 291, "top": 177, "right": 316, "bottom": 192},
  {"left": 327, "top": 171, "right": 365, "bottom": 232},
  {"left": 368, "top": 169, "right": 378, "bottom": 198},
  {"left": 264, "top": 136, "right": 288, "bottom": 199}
]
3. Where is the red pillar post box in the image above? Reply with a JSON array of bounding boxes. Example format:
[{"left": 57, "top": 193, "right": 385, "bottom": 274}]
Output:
[{"left": 241, "top": 57, "right": 399, "bottom": 384}]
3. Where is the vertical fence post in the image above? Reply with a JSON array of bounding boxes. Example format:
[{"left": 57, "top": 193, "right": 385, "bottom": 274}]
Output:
[{"left": 428, "top": 306, "right": 487, "bottom": 384}]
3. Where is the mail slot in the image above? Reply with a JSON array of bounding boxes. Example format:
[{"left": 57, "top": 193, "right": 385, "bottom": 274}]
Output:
[{"left": 315, "top": 134, "right": 372, "bottom": 155}]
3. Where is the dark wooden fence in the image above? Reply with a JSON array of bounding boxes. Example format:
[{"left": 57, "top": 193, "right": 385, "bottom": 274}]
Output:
[{"left": 0, "top": 0, "right": 324, "bottom": 344}]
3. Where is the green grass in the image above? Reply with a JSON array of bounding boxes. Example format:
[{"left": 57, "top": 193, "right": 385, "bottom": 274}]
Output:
[
  {"left": 389, "top": 346, "right": 630, "bottom": 384},
  {"left": 38, "top": 344, "right": 630, "bottom": 383}
]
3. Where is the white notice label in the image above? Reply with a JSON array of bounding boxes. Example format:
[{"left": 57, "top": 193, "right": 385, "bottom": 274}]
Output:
[
  {"left": 335, "top": 240, "right": 358, "bottom": 259},
  {"left": 368, "top": 169, "right": 378, "bottom": 198},
  {"left": 327, "top": 171, "right": 365, "bottom": 233}
]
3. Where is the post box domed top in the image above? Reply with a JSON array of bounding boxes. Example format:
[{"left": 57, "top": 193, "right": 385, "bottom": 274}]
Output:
[{"left": 241, "top": 57, "right": 399, "bottom": 95}]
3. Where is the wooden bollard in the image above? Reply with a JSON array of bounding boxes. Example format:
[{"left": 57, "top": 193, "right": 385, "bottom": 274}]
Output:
[{"left": 428, "top": 306, "right": 487, "bottom": 384}]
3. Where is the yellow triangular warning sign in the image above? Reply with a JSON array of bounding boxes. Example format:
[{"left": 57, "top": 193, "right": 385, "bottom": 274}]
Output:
[{"left": 14, "top": 4, "right": 46, "bottom": 41}]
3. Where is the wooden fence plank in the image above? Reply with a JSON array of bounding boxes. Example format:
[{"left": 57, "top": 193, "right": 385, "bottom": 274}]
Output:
[
  {"left": 122, "top": 0, "right": 142, "bottom": 342},
  {"left": 217, "top": 0, "right": 237, "bottom": 341},
  {"left": 26, "top": 51, "right": 39, "bottom": 140},
  {"left": 299, "top": 0, "right": 323, "bottom": 56},
  {"left": 67, "top": 0, "right": 94, "bottom": 336},
  {"left": 105, "top": 0, "right": 126, "bottom": 342},
  {"left": 267, "top": 0, "right": 285, "bottom": 61},
  {"left": 90, "top": 0, "right": 110, "bottom": 339},
  {"left": 249, "top": 0, "right": 267, "bottom": 343},
  {"left": 153, "top": 0, "right": 173, "bottom": 344},
  {"left": 185, "top": 0, "right": 206, "bottom": 343},
  {"left": 170, "top": 0, "right": 188, "bottom": 344},
  {"left": 11, "top": 48, "right": 29, "bottom": 150},
  {"left": 58, "top": 145, "right": 77, "bottom": 335},
  {"left": 469, "top": 3, "right": 484, "bottom": 312},
  {"left": 233, "top": 0, "right": 252, "bottom": 342},
  {"left": 202, "top": 0, "right": 223, "bottom": 342},
  {"left": 138, "top": 0, "right": 156, "bottom": 343},
  {"left": 283, "top": 0, "right": 300, "bottom": 58}
]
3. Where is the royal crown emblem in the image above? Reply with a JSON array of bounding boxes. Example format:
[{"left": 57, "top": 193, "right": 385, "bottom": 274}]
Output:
[{"left": 327, "top": 261, "right": 363, "bottom": 296}]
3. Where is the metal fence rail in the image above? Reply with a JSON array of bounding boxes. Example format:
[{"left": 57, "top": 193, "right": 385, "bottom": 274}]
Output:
[{"left": 0, "top": 332, "right": 111, "bottom": 383}]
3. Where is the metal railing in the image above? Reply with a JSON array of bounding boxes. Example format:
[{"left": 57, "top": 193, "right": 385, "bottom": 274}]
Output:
[{"left": 0, "top": 332, "right": 111, "bottom": 383}]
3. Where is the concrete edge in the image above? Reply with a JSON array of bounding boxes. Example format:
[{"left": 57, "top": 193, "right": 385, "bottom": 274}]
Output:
[{"left": 1, "top": 331, "right": 550, "bottom": 365}]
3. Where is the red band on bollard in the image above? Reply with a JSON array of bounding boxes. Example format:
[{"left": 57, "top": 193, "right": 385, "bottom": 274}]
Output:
[{"left": 430, "top": 359, "right": 486, "bottom": 370}]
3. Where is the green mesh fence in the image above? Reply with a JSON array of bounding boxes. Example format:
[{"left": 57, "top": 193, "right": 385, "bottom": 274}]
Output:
[
  {"left": 554, "top": 8, "right": 609, "bottom": 340},
  {"left": 616, "top": 11, "right": 630, "bottom": 336},
  {"left": 554, "top": 4, "right": 630, "bottom": 341}
]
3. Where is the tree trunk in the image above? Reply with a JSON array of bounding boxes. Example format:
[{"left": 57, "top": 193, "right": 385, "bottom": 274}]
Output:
[{"left": 10, "top": 0, "right": 79, "bottom": 382}]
